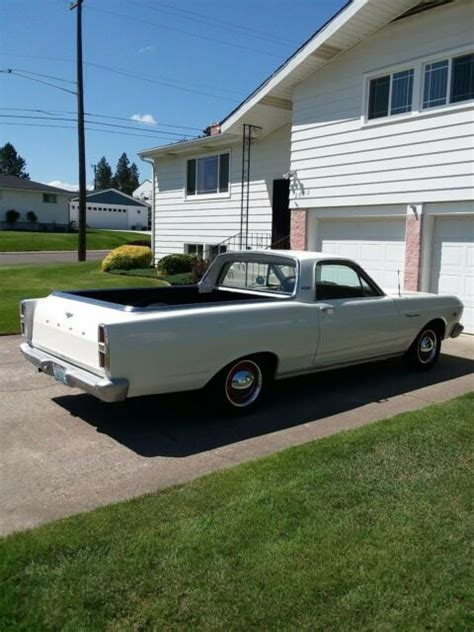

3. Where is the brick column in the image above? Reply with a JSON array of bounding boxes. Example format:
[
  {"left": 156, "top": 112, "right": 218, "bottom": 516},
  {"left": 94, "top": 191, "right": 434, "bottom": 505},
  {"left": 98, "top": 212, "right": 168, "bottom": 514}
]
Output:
[
  {"left": 403, "top": 204, "right": 423, "bottom": 291},
  {"left": 290, "top": 209, "right": 308, "bottom": 250}
]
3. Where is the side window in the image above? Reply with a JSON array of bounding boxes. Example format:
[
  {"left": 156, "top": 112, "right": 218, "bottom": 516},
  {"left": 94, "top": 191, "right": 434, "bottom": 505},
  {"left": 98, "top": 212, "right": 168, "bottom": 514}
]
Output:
[{"left": 316, "top": 263, "right": 378, "bottom": 300}]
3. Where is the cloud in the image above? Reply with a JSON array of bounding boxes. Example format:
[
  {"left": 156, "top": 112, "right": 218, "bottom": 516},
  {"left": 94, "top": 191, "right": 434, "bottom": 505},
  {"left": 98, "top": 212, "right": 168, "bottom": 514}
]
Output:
[
  {"left": 138, "top": 45, "right": 155, "bottom": 54},
  {"left": 130, "top": 113, "right": 157, "bottom": 125},
  {"left": 46, "top": 181, "right": 93, "bottom": 192}
]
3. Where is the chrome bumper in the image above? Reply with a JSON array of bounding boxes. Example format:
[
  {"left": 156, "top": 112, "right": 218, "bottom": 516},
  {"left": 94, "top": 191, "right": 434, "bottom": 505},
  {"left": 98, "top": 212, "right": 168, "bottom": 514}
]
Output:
[
  {"left": 20, "top": 342, "right": 129, "bottom": 402},
  {"left": 450, "top": 323, "right": 464, "bottom": 338}
]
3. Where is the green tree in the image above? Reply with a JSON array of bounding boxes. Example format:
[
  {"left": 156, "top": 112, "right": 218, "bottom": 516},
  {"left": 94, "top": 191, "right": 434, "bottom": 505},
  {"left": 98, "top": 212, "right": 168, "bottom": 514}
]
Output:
[
  {"left": 0, "top": 142, "right": 29, "bottom": 179},
  {"left": 94, "top": 156, "right": 113, "bottom": 190},
  {"left": 112, "top": 153, "right": 140, "bottom": 195}
]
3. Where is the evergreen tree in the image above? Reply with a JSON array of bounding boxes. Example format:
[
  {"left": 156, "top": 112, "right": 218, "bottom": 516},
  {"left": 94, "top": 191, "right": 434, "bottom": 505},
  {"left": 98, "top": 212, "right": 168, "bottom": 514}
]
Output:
[
  {"left": 94, "top": 156, "right": 112, "bottom": 190},
  {"left": 0, "top": 142, "right": 29, "bottom": 179},
  {"left": 112, "top": 153, "right": 140, "bottom": 195}
]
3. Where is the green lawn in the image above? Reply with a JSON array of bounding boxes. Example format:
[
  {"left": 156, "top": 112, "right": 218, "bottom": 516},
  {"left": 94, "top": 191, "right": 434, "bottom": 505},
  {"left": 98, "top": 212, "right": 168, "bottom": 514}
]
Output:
[
  {"left": 0, "top": 229, "right": 150, "bottom": 252},
  {"left": 0, "top": 261, "right": 165, "bottom": 334},
  {"left": 1, "top": 394, "right": 472, "bottom": 630}
]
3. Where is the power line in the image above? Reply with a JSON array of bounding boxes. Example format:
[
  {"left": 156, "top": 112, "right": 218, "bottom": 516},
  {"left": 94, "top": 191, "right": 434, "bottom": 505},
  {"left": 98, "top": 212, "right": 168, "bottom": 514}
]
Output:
[
  {"left": 86, "top": 5, "right": 284, "bottom": 59},
  {"left": 130, "top": 0, "right": 298, "bottom": 47},
  {"left": 0, "top": 69, "right": 76, "bottom": 95},
  {"left": 3, "top": 68, "right": 76, "bottom": 85},
  {"left": 0, "top": 107, "right": 203, "bottom": 132},
  {"left": 0, "top": 120, "right": 193, "bottom": 142},
  {"left": 0, "top": 53, "right": 244, "bottom": 101},
  {"left": 0, "top": 113, "right": 196, "bottom": 138}
]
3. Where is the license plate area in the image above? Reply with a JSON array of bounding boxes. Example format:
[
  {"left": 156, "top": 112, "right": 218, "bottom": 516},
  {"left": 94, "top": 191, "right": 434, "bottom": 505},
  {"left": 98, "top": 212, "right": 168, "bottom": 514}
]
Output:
[{"left": 52, "top": 363, "right": 68, "bottom": 385}]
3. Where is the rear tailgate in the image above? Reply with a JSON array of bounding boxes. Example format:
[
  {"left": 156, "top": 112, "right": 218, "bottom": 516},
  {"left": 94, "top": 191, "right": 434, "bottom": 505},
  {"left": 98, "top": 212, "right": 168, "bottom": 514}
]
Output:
[{"left": 31, "top": 294, "right": 125, "bottom": 376}]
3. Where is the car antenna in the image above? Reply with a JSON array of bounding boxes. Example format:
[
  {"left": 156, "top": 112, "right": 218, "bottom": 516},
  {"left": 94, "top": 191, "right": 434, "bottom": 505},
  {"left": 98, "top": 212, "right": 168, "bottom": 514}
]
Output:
[{"left": 397, "top": 269, "right": 401, "bottom": 297}]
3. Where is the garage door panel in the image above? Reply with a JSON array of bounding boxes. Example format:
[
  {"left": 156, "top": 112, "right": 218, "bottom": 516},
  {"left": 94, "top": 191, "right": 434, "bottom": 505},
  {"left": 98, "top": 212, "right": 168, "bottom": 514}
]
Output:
[
  {"left": 316, "top": 218, "right": 405, "bottom": 291},
  {"left": 430, "top": 216, "right": 474, "bottom": 333}
]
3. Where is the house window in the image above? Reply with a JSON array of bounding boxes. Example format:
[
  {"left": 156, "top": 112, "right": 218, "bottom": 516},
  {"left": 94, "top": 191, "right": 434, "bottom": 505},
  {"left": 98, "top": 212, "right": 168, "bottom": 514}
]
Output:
[
  {"left": 423, "top": 53, "right": 474, "bottom": 109},
  {"left": 368, "top": 69, "right": 414, "bottom": 119},
  {"left": 43, "top": 193, "right": 57, "bottom": 203},
  {"left": 185, "top": 243, "right": 204, "bottom": 257},
  {"left": 186, "top": 153, "right": 230, "bottom": 196}
]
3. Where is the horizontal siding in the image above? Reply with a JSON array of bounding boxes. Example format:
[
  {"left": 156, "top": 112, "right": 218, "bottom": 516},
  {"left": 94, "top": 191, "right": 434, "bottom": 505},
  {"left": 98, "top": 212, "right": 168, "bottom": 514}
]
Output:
[
  {"left": 153, "top": 124, "right": 290, "bottom": 257},
  {"left": 290, "top": 0, "right": 474, "bottom": 209}
]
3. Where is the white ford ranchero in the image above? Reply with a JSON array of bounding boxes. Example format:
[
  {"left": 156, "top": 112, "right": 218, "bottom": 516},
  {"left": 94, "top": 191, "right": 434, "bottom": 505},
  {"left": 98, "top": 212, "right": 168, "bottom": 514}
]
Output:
[{"left": 20, "top": 250, "right": 464, "bottom": 412}]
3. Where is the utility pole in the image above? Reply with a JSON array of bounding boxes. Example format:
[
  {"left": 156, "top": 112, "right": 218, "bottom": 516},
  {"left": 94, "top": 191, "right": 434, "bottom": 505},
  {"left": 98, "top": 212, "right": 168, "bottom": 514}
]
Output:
[{"left": 70, "top": 0, "right": 86, "bottom": 261}]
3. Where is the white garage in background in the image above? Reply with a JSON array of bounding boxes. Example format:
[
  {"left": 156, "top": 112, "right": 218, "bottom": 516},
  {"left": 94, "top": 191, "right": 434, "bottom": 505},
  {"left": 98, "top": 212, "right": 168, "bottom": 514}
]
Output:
[
  {"left": 309, "top": 212, "right": 406, "bottom": 291},
  {"left": 429, "top": 215, "right": 474, "bottom": 334}
]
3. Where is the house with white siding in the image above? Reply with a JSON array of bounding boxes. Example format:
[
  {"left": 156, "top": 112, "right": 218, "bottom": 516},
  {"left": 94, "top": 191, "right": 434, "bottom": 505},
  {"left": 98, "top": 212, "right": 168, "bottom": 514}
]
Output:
[
  {"left": 0, "top": 175, "right": 72, "bottom": 230},
  {"left": 140, "top": 0, "right": 474, "bottom": 332}
]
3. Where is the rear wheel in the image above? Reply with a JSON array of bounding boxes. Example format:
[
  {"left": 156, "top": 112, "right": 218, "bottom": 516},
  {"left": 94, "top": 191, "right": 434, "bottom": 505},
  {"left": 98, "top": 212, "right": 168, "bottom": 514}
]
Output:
[
  {"left": 212, "top": 357, "right": 271, "bottom": 413},
  {"left": 405, "top": 327, "right": 441, "bottom": 370}
]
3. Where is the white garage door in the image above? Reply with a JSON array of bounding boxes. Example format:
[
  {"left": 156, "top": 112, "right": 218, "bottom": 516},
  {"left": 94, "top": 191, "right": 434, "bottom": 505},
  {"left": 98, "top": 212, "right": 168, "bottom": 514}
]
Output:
[
  {"left": 316, "top": 218, "right": 406, "bottom": 290},
  {"left": 430, "top": 216, "right": 474, "bottom": 334}
]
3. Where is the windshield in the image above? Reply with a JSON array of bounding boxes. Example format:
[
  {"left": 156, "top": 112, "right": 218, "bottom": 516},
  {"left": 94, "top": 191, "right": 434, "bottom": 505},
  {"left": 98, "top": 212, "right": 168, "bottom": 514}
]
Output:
[{"left": 217, "top": 259, "right": 296, "bottom": 294}]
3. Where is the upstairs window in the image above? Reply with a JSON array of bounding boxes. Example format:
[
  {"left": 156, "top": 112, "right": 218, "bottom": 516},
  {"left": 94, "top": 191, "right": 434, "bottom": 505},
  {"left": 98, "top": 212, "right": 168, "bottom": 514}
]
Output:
[
  {"left": 368, "top": 69, "right": 414, "bottom": 119},
  {"left": 43, "top": 193, "right": 57, "bottom": 203},
  {"left": 186, "top": 153, "right": 229, "bottom": 196},
  {"left": 423, "top": 53, "right": 474, "bottom": 109}
]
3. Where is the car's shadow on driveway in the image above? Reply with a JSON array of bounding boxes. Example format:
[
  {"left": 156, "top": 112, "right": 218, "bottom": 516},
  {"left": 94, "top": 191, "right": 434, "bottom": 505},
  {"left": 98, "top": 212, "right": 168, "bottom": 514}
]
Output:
[{"left": 52, "top": 351, "right": 474, "bottom": 458}]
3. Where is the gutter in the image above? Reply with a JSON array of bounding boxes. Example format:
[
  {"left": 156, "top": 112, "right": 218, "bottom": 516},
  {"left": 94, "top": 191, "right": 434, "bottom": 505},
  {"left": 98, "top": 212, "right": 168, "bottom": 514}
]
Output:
[{"left": 140, "top": 156, "right": 156, "bottom": 262}]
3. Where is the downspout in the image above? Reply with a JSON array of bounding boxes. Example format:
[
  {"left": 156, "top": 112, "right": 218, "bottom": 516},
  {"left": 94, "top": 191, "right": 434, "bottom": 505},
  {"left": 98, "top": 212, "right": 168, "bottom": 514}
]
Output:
[{"left": 140, "top": 156, "right": 156, "bottom": 263}]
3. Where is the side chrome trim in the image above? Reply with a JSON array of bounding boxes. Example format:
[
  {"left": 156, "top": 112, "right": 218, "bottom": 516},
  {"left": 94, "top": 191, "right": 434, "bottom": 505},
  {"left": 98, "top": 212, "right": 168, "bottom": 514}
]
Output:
[
  {"left": 20, "top": 343, "right": 128, "bottom": 403},
  {"left": 276, "top": 352, "right": 404, "bottom": 380}
]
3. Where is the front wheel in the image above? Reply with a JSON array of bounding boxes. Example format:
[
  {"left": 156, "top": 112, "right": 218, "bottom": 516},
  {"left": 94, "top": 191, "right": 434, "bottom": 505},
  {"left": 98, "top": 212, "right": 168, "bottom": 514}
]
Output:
[
  {"left": 212, "top": 357, "right": 270, "bottom": 413},
  {"left": 405, "top": 327, "right": 441, "bottom": 370}
]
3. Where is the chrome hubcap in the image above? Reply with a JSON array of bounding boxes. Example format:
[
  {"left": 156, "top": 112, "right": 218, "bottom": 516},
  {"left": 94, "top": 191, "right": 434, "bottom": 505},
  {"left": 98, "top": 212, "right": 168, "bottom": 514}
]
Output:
[
  {"left": 225, "top": 360, "right": 262, "bottom": 408},
  {"left": 417, "top": 330, "right": 437, "bottom": 364}
]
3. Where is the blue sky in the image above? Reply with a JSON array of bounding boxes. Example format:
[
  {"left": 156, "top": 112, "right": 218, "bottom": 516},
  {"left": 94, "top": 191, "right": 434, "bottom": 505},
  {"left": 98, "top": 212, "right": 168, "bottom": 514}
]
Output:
[{"left": 0, "top": 0, "right": 346, "bottom": 189}]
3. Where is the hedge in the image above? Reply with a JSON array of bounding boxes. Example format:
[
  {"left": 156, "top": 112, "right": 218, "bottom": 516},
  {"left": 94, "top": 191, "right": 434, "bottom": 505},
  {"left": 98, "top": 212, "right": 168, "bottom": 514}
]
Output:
[
  {"left": 101, "top": 245, "right": 152, "bottom": 272},
  {"left": 157, "top": 254, "right": 196, "bottom": 276}
]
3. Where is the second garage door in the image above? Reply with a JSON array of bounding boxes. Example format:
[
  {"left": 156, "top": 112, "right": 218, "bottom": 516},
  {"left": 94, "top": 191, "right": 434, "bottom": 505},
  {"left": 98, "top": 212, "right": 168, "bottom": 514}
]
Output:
[
  {"left": 430, "top": 216, "right": 474, "bottom": 334},
  {"left": 316, "top": 218, "right": 406, "bottom": 290}
]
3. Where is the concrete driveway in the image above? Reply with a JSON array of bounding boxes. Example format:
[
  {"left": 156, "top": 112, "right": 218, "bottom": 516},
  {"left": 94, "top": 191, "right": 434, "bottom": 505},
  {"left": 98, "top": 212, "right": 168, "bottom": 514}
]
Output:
[{"left": 1, "top": 334, "right": 472, "bottom": 535}]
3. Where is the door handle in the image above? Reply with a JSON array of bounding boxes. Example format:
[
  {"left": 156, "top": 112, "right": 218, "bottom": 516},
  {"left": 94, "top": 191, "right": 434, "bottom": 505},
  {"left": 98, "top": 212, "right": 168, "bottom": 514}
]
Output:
[{"left": 318, "top": 304, "right": 335, "bottom": 314}]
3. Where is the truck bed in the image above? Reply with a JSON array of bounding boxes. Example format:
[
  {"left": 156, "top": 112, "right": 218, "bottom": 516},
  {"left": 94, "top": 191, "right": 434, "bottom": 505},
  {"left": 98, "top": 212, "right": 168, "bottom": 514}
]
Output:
[{"left": 53, "top": 285, "right": 282, "bottom": 311}]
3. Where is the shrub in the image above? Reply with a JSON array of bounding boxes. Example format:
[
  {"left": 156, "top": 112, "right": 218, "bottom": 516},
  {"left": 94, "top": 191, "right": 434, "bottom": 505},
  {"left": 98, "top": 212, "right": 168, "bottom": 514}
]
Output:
[
  {"left": 6, "top": 209, "right": 20, "bottom": 224},
  {"left": 157, "top": 254, "right": 196, "bottom": 276},
  {"left": 26, "top": 211, "right": 38, "bottom": 222},
  {"left": 192, "top": 257, "right": 210, "bottom": 283},
  {"left": 101, "top": 245, "right": 152, "bottom": 272},
  {"left": 126, "top": 239, "right": 151, "bottom": 247}
]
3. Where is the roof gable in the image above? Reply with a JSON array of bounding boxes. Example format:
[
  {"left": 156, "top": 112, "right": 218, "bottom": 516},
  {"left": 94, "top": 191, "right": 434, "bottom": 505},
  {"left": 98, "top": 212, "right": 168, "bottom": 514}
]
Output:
[{"left": 71, "top": 188, "right": 148, "bottom": 206}]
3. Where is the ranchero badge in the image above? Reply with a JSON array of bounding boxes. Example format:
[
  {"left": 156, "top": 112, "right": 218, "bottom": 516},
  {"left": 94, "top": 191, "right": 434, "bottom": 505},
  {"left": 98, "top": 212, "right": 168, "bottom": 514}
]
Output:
[{"left": 65, "top": 312, "right": 73, "bottom": 319}]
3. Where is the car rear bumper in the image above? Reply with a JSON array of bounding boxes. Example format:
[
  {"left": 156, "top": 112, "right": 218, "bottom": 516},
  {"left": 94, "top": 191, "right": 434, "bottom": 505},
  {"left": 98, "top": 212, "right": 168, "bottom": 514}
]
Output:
[
  {"left": 20, "top": 342, "right": 129, "bottom": 402},
  {"left": 450, "top": 323, "right": 464, "bottom": 338}
]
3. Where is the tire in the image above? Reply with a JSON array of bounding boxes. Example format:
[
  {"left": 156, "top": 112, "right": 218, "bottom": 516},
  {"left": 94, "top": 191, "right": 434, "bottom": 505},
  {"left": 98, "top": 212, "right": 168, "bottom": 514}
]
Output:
[
  {"left": 405, "top": 326, "right": 441, "bottom": 370},
  {"left": 212, "top": 356, "right": 271, "bottom": 414}
]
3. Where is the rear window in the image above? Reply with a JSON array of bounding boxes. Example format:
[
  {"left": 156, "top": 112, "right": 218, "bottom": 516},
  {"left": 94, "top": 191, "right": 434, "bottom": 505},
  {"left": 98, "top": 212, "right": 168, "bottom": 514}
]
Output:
[{"left": 218, "top": 260, "right": 296, "bottom": 295}]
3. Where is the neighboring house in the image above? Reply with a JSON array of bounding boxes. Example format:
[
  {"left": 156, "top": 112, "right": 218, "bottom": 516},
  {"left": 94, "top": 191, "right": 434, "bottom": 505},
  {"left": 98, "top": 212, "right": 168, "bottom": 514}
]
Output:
[
  {"left": 133, "top": 179, "right": 152, "bottom": 204},
  {"left": 69, "top": 189, "right": 149, "bottom": 230},
  {"left": 140, "top": 0, "right": 474, "bottom": 332},
  {"left": 0, "top": 175, "right": 72, "bottom": 230}
]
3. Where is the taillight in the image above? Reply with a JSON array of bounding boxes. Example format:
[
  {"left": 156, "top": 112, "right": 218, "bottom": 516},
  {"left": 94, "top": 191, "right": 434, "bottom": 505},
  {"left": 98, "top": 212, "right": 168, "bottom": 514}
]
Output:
[
  {"left": 98, "top": 324, "right": 109, "bottom": 369},
  {"left": 20, "top": 301, "right": 26, "bottom": 335}
]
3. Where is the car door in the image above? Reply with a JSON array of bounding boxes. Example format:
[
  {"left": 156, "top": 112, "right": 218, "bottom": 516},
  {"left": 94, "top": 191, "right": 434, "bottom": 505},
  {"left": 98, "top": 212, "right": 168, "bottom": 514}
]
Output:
[{"left": 313, "top": 261, "right": 400, "bottom": 367}]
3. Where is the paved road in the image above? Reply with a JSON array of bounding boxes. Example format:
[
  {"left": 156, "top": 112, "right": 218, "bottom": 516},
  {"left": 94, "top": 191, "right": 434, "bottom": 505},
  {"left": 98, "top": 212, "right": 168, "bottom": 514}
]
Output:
[
  {"left": 1, "top": 335, "right": 472, "bottom": 535},
  {"left": 0, "top": 250, "right": 109, "bottom": 265}
]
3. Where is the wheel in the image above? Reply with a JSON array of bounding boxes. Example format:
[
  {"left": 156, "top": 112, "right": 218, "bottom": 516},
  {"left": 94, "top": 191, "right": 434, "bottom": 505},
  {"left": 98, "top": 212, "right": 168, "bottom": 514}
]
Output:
[
  {"left": 405, "top": 327, "right": 441, "bottom": 370},
  {"left": 212, "top": 357, "right": 270, "bottom": 413}
]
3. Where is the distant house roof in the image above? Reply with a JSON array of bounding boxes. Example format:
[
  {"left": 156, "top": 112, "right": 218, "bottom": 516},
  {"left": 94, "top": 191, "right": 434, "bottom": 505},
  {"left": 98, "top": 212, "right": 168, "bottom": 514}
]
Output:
[
  {"left": 70, "top": 188, "right": 148, "bottom": 207},
  {"left": 0, "top": 175, "right": 73, "bottom": 195}
]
